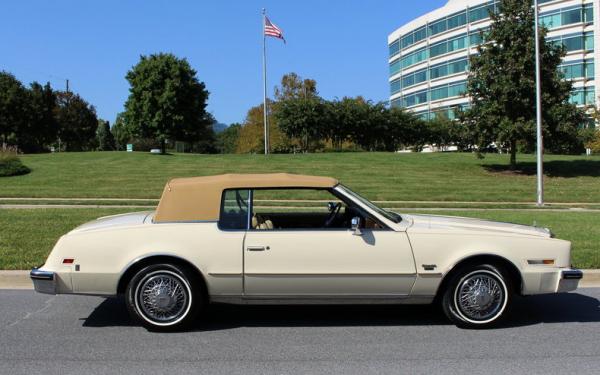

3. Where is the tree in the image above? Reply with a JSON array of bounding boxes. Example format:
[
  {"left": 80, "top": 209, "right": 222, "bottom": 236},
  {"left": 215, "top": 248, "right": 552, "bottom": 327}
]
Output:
[
  {"left": 464, "top": 0, "right": 585, "bottom": 168},
  {"left": 111, "top": 113, "right": 132, "bottom": 150},
  {"left": 16, "top": 82, "right": 58, "bottom": 153},
  {"left": 236, "top": 102, "right": 292, "bottom": 154},
  {"left": 0, "top": 72, "right": 28, "bottom": 147},
  {"left": 216, "top": 123, "right": 241, "bottom": 154},
  {"left": 55, "top": 91, "right": 99, "bottom": 151},
  {"left": 96, "top": 120, "right": 116, "bottom": 151},
  {"left": 274, "top": 72, "right": 318, "bottom": 101},
  {"left": 275, "top": 97, "right": 328, "bottom": 152},
  {"left": 426, "top": 114, "right": 454, "bottom": 151},
  {"left": 123, "top": 53, "right": 213, "bottom": 154}
]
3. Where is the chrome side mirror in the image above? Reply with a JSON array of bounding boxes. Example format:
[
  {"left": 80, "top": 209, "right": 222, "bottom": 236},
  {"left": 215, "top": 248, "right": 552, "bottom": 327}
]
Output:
[{"left": 351, "top": 217, "right": 362, "bottom": 236}]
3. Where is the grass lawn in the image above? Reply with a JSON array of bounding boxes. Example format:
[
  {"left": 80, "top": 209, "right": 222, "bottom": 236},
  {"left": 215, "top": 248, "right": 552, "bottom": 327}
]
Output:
[
  {"left": 0, "top": 151, "right": 599, "bottom": 203},
  {"left": 0, "top": 208, "right": 597, "bottom": 270}
]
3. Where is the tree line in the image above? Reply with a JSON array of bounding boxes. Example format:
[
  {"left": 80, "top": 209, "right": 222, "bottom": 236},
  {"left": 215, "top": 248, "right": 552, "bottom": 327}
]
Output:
[{"left": 0, "top": 72, "right": 100, "bottom": 152}]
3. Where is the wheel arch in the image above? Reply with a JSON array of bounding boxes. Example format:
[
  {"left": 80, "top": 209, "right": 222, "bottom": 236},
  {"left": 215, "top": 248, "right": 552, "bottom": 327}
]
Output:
[
  {"left": 117, "top": 254, "right": 209, "bottom": 298},
  {"left": 434, "top": 254, "right": 523, "bottom": 301}
]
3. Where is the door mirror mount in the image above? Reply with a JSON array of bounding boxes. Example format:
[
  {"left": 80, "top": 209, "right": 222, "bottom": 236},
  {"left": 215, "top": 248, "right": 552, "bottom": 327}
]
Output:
[{"left": 351, "top": 217, "right": 362, "bottom": 236}]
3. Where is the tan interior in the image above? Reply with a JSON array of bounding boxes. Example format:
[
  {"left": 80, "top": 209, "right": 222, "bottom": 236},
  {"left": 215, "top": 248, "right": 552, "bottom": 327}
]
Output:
[{"left": 154, "top": 173, "right": 339, "bottom": 223}]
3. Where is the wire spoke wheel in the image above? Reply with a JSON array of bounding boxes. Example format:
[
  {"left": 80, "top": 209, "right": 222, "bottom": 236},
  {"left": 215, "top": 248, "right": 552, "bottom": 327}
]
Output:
[
  {"left": 455, "top": 271, "right": 506, "bottom": 322},
  {"left": 134, "top": 270, "right": 191, "bottom": 325}
]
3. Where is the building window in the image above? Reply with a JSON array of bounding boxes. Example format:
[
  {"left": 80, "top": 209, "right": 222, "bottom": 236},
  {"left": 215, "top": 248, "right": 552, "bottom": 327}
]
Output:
[
  {"left": 390, "top": 60, "right": 401, "bottom": 76},
  {"left": 570, "top": 86, "right": 596, "bottom": 106},
  {"left": 560, "top": 59, "right": 594, "bottom": 80},
  {"left": 468, "top": 2, "right": 497, "bottom": 23},
  {"left": 540, "top": 5, "right": 594, "bottom": 30},
  {"left": 390, "top": 78, "right": 402, "bottom": 95},
  {"left": 389, "top": 40, "right": 400, "bottom": 57},
  {"left": 550, "top": 32, "right": 595, "bottom": 53}
]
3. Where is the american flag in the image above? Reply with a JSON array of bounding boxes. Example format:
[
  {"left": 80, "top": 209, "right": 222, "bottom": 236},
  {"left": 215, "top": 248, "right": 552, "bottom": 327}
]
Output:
[{"left": 264, "top": 16, "right": 285, "bottom": 43}]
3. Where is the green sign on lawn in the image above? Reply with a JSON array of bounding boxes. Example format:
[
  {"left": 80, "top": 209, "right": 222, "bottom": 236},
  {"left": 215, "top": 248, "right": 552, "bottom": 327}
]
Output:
[{"left": 127, "top": 144, "right": 133, "bottom": 152}]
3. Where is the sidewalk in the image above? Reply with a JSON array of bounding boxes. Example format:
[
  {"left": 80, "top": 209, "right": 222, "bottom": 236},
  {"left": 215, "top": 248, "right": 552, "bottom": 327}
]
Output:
[{"left": 3, "top": 270, "right": 599, "bottom": 289}]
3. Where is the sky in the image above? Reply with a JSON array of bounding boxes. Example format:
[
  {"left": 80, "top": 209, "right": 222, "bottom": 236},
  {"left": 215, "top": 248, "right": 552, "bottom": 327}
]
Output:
[{"left": 1, "top": 0, "right": 446, "bottom": 126}]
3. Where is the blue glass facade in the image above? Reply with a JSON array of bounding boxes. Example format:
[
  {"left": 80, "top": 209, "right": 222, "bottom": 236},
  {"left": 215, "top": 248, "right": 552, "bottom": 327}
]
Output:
[{"left": 389, "top": 0, "right": 598, "bottom": 113}]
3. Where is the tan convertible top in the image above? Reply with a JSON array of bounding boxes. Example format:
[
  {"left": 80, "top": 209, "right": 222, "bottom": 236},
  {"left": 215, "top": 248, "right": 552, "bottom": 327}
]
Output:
[{"left": 154, "top": 173, "right": 339, "bottom": 222}]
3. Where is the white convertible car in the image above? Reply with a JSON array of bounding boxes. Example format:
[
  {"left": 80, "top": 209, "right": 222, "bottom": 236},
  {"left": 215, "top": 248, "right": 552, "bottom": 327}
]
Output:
[{"left": 31, "top": 173, "right": 582, "bottom": 330}]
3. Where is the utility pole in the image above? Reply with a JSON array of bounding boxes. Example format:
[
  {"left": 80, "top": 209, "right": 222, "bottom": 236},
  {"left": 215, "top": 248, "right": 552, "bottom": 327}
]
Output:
[
  {"left": 66, "top": 79, "right": 69, "bottom": 93},
  {"left": 534, "top": 0, "right": 544, "bottom": 206}
]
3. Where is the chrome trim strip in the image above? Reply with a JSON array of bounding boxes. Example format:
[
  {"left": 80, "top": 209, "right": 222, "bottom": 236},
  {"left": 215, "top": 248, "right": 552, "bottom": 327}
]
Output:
[
  {"left": 244, "top": 273, "right": 417, "bottom": 277},
  {"left": 210, "top": 294, "right": 435, "bottom": 305},
  {"left": 417, "top": 273, "right": 443, "bottom": 278},
  {"left": 208, "top": 273, "right": 243, "bottom": 277}
]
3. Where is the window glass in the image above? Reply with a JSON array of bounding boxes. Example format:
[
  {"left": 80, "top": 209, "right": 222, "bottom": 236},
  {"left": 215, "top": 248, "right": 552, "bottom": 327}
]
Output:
[
  {"left": 586, "top": 62, "right": 595, "bottom": 79},
  {"left": 447, "top": 12, "right": 467, "bottom": 29},
  {"left": 414, "top": 26, "right": 427, "bottom": 43},
  {"left": 584, "top": 6, "right": 593, "bottom": 23},
  {"left": 389, "top": 60, "right": 401, "bottom": 76},
  {"left": 389, "top": 40, "right": 400, "bottom": 57},
  {"left": 449, "top": 59, "right": 468, "bottom": 75},
  {"left": 469, "top": 3, "right": 495, "bottom": 23},
  {"left": 585, "top": 87, "right": 596, "bottom": 105},
  {"left": 402, "top": 73, "right": 415, "bottom": 88},
  {"left": 448, "top": 82, "right": 466, "bottom": 97},
  {"left": 390, "top": 78, "right": 401, "bottom": 94},
  {"left": 585, "top": 34, "right": 594, "bottom": 51},
  {"left": 562, "top": 8, "right": 582, "bottom": 26},
  {"left": 401, "top": 33, "right": 413, "bottom": 49},
  {"left": 219, "top": 189, "right": 249, "bottom": 230},
  {"left": 563, "top": 35, "right": 583, "bottom": 51},
  {"left": 414, "top": 69, "right": 428, "bottom": 84},
  {"left": 429, "top": 19, "right": 447, "bottom": 36},
  {"left": 430, "top": 86, "right": 448, "bottom": 101},
  {"left": 430, "top": 41, "right": 448, "bottom": 58},
  {"left": 250, "top": 189, "right": 385, "bottom": 230},
  {"left": 430, "top": 64, "right": 448, "bottom": 79},
  {"left": 540, "top": 13, "right": 561, "bottom": 28}
]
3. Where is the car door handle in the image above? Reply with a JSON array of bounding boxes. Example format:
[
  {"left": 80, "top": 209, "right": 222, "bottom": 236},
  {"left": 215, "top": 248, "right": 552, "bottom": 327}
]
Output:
[{"left": 247, "top": 246, "right": 269, "bottom": 251}]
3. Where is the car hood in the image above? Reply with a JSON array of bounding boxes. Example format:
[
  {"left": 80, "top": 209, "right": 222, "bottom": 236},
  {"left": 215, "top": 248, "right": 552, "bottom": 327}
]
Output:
[
  {"left": 404, "top": 213, "right": 552, "bottom": 238},
  {"left": 69, "top": 211, "right": 155, "bottom": 234}
]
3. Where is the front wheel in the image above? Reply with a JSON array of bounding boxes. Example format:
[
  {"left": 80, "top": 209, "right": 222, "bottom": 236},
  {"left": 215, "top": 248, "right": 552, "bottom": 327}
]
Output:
[
  {"left": 441, "top": 264, "right": 512, "bottom": 329},
  {"left": 125, "top": 264, "right": 203, "bottom": 331}
]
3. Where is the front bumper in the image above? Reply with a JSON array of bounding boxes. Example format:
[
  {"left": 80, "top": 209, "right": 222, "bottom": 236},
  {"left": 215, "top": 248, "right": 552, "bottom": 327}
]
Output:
[
  {"left": 30, "top": 268, "right": 57, "bottom": 294},
  {"left": 557, "top": 268, "right": 583, "bottom": 293}
]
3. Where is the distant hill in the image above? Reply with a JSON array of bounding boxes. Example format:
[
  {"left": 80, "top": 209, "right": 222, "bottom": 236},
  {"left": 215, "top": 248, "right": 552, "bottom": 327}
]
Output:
[{"left": 212, "top": 122, "right": 228, "bottom": 133}]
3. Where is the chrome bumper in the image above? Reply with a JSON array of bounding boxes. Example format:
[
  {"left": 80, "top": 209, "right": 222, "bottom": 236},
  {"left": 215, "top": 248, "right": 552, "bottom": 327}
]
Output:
[
  {"left": 30, "top": 268, "right": 57, "bottom": 295},
  {"left": 557, "top": 268, "right": 583, "bottom": 293}
]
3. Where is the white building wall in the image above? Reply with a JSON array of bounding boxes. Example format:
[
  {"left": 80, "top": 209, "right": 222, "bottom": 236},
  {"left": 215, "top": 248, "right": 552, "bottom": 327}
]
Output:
[{"left": 388, "top": 0, "right": 598, "bottom": 120}]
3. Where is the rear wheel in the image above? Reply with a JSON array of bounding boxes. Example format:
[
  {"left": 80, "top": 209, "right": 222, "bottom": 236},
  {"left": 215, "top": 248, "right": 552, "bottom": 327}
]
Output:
[
  {"left": 441, "top": 264, "right": 512, "bottom": 329},
  {"left": 125, "top": 263, "right": 203, "bottom": 331}
]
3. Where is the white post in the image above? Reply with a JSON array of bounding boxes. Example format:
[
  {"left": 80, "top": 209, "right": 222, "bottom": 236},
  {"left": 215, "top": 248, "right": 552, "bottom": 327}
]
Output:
[
  {"left": 262, "top": 9, "right": 269, "bottom": 155},
  {"left": 534, "top": 0, "right": 544, "bottom": 206}
]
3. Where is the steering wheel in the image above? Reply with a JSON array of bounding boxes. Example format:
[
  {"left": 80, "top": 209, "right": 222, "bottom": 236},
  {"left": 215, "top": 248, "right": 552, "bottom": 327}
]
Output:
[{"left": 324, "top": 202, "right": 342, "bottom": 227}]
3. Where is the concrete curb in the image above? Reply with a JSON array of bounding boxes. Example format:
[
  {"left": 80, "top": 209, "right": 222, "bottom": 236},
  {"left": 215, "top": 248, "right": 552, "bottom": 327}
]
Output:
[{"left": 2, "top": 269, "right": 600, "bottom": 290}]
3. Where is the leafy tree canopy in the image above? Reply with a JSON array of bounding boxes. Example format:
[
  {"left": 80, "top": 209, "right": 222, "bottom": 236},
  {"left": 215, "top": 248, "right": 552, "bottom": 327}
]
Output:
[
  {"left": 123, "top": 53, "right": 213, "bottom": 154},
  {"left": 464, "top": 0, "right": 585, "bottom": 168}
]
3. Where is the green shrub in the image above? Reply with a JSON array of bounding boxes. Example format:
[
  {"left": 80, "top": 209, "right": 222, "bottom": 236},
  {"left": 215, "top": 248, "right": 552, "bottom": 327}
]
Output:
[{"left": 0, "top": 146, "right": 31, "bottom": 177}]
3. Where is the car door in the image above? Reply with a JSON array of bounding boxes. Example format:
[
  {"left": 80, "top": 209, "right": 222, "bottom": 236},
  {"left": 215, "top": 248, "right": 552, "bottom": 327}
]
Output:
[{"left": 243, "top": 188, "right": 416, "bottom": 299}]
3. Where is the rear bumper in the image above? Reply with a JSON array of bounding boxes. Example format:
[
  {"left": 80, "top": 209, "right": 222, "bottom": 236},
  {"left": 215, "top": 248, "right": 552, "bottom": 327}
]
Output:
[
  {"left": 557, "top": 268, "right": 583, "bottom": 293},
  {"left": 30, "top": 268, "right": 57, "bottom": 295}
]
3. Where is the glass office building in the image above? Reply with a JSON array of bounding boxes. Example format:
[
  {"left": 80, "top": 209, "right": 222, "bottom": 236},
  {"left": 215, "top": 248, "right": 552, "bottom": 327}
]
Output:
[{"left": 388, "top": 0, "right": 599, "bottom": 121}]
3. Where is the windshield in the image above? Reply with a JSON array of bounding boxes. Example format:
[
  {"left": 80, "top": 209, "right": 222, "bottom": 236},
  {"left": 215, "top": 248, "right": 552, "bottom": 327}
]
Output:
[{"left": 337, "top": 184, "right": 401, "bottom": 223}]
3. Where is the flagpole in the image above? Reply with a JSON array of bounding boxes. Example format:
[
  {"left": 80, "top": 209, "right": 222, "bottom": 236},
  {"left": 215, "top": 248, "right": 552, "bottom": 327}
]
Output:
[
  {"left": 262, "top": 8, "right": 269, "bottom": 155},
  {"left": 534, "top": 0, "right": 544, "bottom": 206}
]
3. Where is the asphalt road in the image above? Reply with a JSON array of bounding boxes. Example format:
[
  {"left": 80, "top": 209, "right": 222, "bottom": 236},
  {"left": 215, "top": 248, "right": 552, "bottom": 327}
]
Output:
[{"left": 0, "top": 289, "right": 599, "bottom": 375}]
